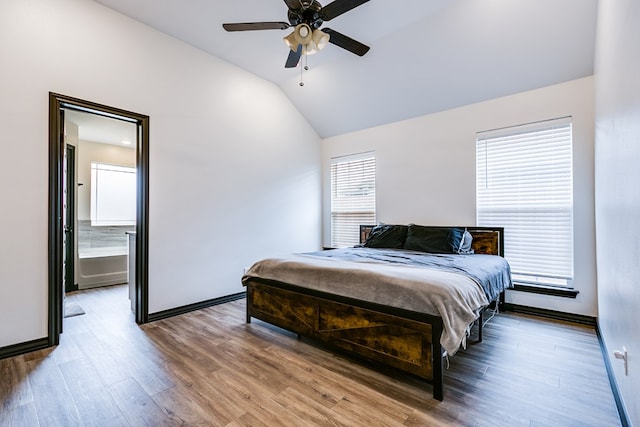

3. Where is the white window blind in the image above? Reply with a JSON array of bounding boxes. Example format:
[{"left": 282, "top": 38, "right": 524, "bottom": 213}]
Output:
[
  {"left": 331, "top": 153, "right": 376, "bottom": 248},
  {"left": 476, "top": 117, "right": 573, "bottom": 287}
]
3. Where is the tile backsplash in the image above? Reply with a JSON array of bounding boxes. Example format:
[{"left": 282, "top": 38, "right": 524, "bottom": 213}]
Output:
[{"left": 78, "top": 220, "right": 135, "bottom": 249}]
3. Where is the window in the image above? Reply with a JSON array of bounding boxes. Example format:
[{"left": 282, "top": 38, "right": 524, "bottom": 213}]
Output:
[
  {"left": 90, "top": 162, "right": 136, "bottom": 226},
  {"left": 330, "top": 153, "right": 376, "bottom": 247},
  {"left": 476, "top": 117, "right": 573, "bottom": 288}
]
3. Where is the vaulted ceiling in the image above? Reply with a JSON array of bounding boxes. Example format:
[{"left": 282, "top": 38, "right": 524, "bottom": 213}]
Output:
[{"left": 93, "top": 0, "right": 598, "bottom": 138}]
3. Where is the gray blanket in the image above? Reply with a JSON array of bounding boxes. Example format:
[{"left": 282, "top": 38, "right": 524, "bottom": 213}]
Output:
[
  {"left": 243, "top": 248, "right": 512, "bottom": 355},
  {"left": 310, "top": 247, "right": 512, "bottom": 303}
]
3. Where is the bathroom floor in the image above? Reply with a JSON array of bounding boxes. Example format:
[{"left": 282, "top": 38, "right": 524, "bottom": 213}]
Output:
[{"left": 64, "top": 283, "right": 134, "bottom": 330}]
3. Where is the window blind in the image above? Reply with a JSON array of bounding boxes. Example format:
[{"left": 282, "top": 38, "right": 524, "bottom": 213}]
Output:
[
  {"left": 476, "top": 117, "right": 573, "bottom": 287},
  {"left": 330, "top": 153, "right": 376, "bottom": 247}
]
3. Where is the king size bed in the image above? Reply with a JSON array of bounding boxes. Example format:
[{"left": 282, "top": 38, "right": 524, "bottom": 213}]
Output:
[{"left": 242, "top": 224, "right": 512, "bottom": 400}]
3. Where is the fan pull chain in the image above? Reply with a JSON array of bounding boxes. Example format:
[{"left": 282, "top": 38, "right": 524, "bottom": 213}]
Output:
[
  {"left": 299, "top": 57, "right": 304, "bottom": 86},
  {"left": 299, "top": 48, "right": 310, "bottom": 87}
]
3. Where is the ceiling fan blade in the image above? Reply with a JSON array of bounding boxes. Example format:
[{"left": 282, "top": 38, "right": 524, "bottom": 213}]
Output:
[
  {"left": 285, "top": 44, "right": 303, "bottom": 68},
  {"left": 222, "top": 22, "right": 290, "bottom": 31},
  {"left": 320, "top": 0, "right": 370, "bottom": 21},
  {"left": 283, "top": 0, "right": 301, "bottom": 10},
  {"left": 322, "top": 28, "right": 370, "bottom": 56}
]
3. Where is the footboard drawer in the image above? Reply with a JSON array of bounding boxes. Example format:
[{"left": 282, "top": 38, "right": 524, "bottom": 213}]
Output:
[{"left": 246, "top": 280, "right": 435, "bottom": 381}]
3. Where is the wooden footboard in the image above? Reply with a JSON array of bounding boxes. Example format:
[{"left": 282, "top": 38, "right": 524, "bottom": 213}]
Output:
[{"left": 245, "top": 279, "right": 444, "bottom": 400}]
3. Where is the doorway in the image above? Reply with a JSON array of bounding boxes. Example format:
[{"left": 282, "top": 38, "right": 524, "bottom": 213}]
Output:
[{"left": 48, "top": 93, "right": 150, "bottom": 346}]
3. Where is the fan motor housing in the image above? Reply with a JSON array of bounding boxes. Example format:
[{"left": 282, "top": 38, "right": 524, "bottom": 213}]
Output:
[{"left": 288, "top": 1, "right": 323, "bottom": 29}]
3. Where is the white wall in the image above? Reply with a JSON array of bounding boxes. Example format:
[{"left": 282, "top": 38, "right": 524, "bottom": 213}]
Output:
[
  {"left": 322, "top": 77, "right": 596, "bottom": 316},
  {"left": 594, "top": 0, "right": 640, "bottom": 424},
  {"left": 0, "top": 0, "right": 321, "bottom": 348}
]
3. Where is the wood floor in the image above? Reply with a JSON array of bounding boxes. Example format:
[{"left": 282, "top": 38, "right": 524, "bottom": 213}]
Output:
[{"left": 0, "top": 285, "right": 621, "bottom": 426}]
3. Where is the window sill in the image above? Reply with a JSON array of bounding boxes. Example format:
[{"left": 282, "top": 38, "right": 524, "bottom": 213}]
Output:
[{"left": 511, "top": 283, "right": 579, "bottom": 298}]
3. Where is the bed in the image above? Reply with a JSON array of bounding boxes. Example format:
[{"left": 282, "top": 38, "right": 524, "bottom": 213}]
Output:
[{"left": 242, "top": 224, "right": 512, "bottom": 400}]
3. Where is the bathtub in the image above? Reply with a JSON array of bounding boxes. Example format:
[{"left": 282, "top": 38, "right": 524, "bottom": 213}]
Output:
[{"left": 78, "top": 246, "right": 129, "bottom": 289}]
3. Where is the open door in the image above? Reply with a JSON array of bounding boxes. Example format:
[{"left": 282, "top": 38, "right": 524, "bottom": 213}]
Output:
[{"left": 63, "top": 144, "right": 77, "bottom": 295}]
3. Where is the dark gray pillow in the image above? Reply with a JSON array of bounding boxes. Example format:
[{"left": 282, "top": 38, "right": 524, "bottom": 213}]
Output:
[
  {"left": 404, "top": 225, "right": 466, "bottom": 254},
  {"left": 362, "top": 224, "right": 408, "bottom": 249}
]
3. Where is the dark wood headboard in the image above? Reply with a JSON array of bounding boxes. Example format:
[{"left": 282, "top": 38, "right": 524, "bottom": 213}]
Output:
[{"left": 359, "top": 225, "right": 504, "bottom": 257}]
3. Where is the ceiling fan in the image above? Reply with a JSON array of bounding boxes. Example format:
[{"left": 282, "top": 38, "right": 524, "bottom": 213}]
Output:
[{"left": 222, "top": 0, "right": 370, "bottom": 68}]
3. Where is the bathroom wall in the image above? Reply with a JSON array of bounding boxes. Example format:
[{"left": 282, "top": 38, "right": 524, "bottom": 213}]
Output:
[{"left": 76, "top": 139, "right": 136, "bottom": 250}]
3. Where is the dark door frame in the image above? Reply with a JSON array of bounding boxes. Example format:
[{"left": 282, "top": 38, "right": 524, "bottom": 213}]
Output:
[{"left": 48, "top": 92, "right": 150, "bottom": 346}]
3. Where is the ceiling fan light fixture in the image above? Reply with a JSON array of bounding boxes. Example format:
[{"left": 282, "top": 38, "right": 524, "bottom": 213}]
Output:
[{"left": 284, "top": 25, "right": 330, "bottom": 56}]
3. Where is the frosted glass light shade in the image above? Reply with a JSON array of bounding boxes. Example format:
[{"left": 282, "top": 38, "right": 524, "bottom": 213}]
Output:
[
  {"left": 284, "top": 31, "right": 299, "bottom": 51},
  {"left": 305, "top": 29, "right": 330, "bottom": 55},
  {"left": 312, "top": 29, "right": 329, "bottom": 50}
]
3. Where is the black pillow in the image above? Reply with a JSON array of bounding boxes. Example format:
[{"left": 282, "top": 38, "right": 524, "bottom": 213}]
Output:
[
  {"left": 403, "top": 225, "right": 465, "bottom": 254},
  {"left": 362, "top": 224, "right": 408, "bottom": 249}
]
